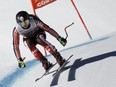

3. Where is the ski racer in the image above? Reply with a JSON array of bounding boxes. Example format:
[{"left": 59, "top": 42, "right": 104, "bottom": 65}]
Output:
[{"left": 12, "top": 11, "right": 67, "bottom": 72}]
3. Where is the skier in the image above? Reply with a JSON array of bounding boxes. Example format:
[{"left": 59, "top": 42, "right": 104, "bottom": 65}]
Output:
[{"left": 12, "top": 11, "right": 67, "bottom": 72}]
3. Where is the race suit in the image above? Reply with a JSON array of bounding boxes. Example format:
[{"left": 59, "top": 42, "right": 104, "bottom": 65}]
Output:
[{"left": 13, "top": 15, "right": 60, "bottom": 62}]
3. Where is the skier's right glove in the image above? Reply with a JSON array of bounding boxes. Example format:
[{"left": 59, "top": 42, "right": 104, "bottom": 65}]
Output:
[
  {"left": 57, "top": 36, "right": 67, "bottom": 46},
  {"left": 18, "top": 57, "right": 26, "bottom": 68}
]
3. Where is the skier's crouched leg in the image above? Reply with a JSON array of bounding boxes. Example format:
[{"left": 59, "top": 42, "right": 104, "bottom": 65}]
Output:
[
  {"left": 31, "top": 49, "right": 52, "bottom": 71},
  {"left": 52, "top": 51, "right": 65, "bottom": 66},
  {"left": 40, "top": 56, "right": 53, "bottom": 72}
]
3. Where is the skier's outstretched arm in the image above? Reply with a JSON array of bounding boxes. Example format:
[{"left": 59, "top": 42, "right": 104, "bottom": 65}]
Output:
[
  {"left": 13, "top": 27, "right": 21, "bottom": 59},
  {"left": 36, "top": 21, "right": 67, "bottom": 46},
  {"left": 13, "top": 27, "right": 26, "bottom": 68}
]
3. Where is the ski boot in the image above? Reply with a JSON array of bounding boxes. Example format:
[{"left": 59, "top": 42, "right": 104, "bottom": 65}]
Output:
[
  {"left": 53, "top": 52, "right": 65, "bottom": 66},
  {"left": 42, "top": 58, "right": 53, "bottom": 72}
]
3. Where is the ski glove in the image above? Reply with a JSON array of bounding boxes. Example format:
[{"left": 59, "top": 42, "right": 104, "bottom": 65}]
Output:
[
  {"left": 18, "top": 57, "right": 26, "bottom": 68},
  {"left": 57, "top": 36, "right": 67, "bottom": 46}
]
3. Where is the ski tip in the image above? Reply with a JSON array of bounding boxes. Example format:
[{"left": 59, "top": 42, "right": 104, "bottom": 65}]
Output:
[
  {"left": 35, "top": 78, "right": 40, "bottom": 82},
  {"left": 70, "top": 54, "right": 73, "bottom": 57}
]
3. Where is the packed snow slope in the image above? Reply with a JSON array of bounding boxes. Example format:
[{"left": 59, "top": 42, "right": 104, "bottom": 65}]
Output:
[{"left": 0, "top": 31, "right": 116, "bottom": 87}]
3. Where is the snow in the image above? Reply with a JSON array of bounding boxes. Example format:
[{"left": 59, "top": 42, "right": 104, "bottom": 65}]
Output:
[
  {"left": 1, "top": 32, "right": 116, "bottom": 87},
  {"left": 0, "top": 0, "right": 116, "bottom": 87}
]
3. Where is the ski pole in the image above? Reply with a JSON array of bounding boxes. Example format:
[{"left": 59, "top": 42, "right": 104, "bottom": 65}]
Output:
[{"left": 64, "top": 22, "right": 74, "bottom": 39}]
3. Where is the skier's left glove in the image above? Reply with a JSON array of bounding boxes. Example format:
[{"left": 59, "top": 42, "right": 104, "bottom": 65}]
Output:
[
  {"left": 18, "top": 57, "right": 26, "bottom": 68},
  {"left": 57, "top": 36, "right": 67, "bottom": 46}
]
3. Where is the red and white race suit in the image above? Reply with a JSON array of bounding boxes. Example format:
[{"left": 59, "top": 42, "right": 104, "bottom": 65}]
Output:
[{"left": 13, "top": 15, "right": 60, "bottom": 62}]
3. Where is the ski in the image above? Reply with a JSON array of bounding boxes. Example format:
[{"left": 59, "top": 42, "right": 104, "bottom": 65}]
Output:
[
  {"left": 52, "top": 54, "right": 73, "bottom": 77},
  {"left": 35, "top": 62, "right": 57, "bottom": 82}
]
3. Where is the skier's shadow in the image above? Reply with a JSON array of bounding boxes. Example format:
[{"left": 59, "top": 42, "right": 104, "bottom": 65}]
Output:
[
  {"left": 51, "top": 50, "right": 116, "bottom": 86},
  {"left": 68, "top": 50, "right": 116, "bottom": 81}
]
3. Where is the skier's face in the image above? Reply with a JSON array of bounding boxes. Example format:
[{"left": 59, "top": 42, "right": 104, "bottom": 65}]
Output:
[{"left": 18, "top": 16, "right": 30, "bottom": 29}]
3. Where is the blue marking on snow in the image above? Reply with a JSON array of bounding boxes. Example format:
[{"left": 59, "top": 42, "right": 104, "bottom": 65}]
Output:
[
  {"left": 0, "top": 59, "right": 39, "bottom": 87},
  {"left": 0, "top": 36, "right": 110, "bottom": 87}
]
